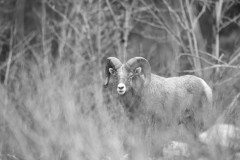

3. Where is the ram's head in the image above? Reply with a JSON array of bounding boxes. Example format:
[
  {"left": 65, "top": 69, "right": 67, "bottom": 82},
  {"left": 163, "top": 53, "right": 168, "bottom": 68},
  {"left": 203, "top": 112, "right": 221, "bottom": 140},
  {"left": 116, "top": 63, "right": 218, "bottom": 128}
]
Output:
[{"left": 104, "top": 57, "right": 151, "bottom": 95}]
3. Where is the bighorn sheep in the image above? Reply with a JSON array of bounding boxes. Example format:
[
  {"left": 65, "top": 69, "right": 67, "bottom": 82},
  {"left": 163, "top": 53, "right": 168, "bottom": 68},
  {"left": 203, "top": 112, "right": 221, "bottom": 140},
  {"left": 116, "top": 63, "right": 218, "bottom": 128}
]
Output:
[{"left": 104, "top": 57, "right": 212, "bottom": 130}]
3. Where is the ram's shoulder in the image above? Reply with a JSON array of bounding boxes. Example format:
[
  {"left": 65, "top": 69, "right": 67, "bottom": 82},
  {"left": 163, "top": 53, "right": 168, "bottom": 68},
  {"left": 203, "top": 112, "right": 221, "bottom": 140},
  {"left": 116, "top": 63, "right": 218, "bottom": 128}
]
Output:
[
  {"left": 144, "top": 74, "right": 175, "bottom": 94},
  {"left": 176, "top": 75, "right": 202, "bottom": 82},
  {"left": 150, "top": 74, "right": 166, "bottom": 83},
  {"left": 148, "top": 74, "right": 172, "bottom": 88}
]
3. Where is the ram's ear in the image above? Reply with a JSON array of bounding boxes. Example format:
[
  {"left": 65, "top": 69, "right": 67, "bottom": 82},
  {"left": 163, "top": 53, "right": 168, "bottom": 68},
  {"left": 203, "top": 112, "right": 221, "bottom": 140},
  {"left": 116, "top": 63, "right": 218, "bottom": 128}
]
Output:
[
  {"left": 134, "top": 67, "right": 142, "bottom": 75},
  {"left": 109, "top": 68, "right": 115, "bottom": 75}
]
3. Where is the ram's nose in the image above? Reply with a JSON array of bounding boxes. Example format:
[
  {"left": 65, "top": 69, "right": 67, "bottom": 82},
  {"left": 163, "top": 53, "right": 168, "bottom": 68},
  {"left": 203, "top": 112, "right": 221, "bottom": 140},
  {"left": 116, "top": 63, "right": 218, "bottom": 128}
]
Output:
[{"left": 117, "top": 83, "right": 126, "bottom": 95}]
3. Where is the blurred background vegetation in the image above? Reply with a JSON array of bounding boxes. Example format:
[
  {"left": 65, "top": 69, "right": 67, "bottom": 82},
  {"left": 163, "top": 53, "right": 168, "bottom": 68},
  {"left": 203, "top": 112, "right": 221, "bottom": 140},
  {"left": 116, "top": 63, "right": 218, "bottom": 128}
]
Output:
[{"left": 0, "top": 0, "right": 240, "bottom": 159}]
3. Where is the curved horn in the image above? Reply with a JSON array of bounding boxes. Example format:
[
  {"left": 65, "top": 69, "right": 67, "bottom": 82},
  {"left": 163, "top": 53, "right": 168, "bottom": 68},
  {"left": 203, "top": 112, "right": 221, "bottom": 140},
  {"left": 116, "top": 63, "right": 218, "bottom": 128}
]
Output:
[
  {"left": 104, "top": 57, "right": 122, "bottom": 87},
  {"left": 125, "top": 57, "right": 151, "bottom": 86}
]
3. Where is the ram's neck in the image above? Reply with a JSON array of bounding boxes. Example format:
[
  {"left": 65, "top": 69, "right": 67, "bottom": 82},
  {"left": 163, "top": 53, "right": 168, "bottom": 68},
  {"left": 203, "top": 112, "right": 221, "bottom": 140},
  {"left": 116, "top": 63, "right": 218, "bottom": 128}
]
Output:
[
  {"left": 142, "top": 73, "right": 166, "bottom": 95},
  {"left": 118, "top": 88, "right": 142, "bottom": 113}
]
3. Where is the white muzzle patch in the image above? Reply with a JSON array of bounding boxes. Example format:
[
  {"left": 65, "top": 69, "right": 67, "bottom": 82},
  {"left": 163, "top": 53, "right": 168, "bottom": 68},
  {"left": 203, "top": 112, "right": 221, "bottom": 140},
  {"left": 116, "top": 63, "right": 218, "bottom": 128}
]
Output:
[{"left": 117, "top": 83, "right": 126, "bottom": 95}]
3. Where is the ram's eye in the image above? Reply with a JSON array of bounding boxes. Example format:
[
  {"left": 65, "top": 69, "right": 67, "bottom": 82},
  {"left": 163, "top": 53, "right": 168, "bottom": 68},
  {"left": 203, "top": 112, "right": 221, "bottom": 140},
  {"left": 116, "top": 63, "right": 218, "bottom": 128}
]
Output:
[
  {"left": 109, "top": 68, "right": 116, "bottom": 75},
  {"left": 134, "top": 67, "right": 142, "bottom": 75},
  {"left": 128, "top": 72, "right": 134, "bottom": 78}
]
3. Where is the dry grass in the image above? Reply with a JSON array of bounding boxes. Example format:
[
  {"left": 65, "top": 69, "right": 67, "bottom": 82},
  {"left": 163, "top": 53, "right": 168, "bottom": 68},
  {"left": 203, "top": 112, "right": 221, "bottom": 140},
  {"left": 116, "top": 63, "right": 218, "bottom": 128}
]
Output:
[{"left": 0, "top": 59, "right": 238, "bottom": 159}]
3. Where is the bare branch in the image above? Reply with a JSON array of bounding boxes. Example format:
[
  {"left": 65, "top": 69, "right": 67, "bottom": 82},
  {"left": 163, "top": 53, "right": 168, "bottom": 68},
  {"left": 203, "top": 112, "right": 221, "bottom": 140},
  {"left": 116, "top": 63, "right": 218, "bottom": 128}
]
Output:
[
  {"left": 0, "top": 33, "right": 36, "bottom": 72},
  {"left": 139, "top": 0, "right": 182, "bottom": 46},
  {"left": 182, "top": 64, "right": 240, "bottom": 73},
  {"left": 198, "top": 50, "right": 228, "bottom": 65},
  {"left": 122, "top": 0, "right": 137, "bottom": 62},
  {"left": 162, "top": 0, "right": 187, "bottom": 30},
  {"left": 4, "top": 26, "right": 14, "bottom": 86},
  {"left": 177, "top": 53, "right": 216, "bottom": 67},
  {"left": 216, "top": 92, "right": 240, "bottom": 124},
  {"left": 215, "top": 0, "right": 224, "bottom": 58},
  {"left": 45, "top": 1, "right": 83, "bottom": 39},
  {"left": 105, "top": 0, "right": 121, "bottom": 30},
  {"left": 193, "top": 1, "right": 207, "bottom": 29},
  {"left": 179, "top": 0, "right": 202, "bottom": 76},
  {"left": 229, "top": 47, "right": 240, "bottom": 65},
  {"left": 219, "top": 14, "right": 240, "bottom": 31},
  {"left": 97, "top": 0, "right": 102, "bottom": 65},
  {"left": 214, "top": 71, "right": 240, "bottom": 86}
]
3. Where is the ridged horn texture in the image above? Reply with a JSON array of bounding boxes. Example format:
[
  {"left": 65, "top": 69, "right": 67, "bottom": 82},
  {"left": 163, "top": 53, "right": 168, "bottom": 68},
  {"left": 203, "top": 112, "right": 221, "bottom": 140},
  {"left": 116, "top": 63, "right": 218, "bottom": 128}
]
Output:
[
  {"left": 125, "top": 57, "right": 151, "bottom": 86},
  {"left": 104, "top": 57, "right": 122, "bottom": 87}
]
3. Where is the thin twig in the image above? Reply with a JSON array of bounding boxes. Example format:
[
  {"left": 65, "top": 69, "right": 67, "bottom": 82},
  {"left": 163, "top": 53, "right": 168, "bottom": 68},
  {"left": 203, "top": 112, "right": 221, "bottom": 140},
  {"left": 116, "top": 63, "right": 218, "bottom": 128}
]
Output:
[
  {"left": 219, "top": 14, "right": 240, "bottom": 31},
  {"left": 176, "top": 53, "right": 217, "bottom": 67},
  {"left": 122, "top": 10, "right": 130, "bottom": 62},
  {"left": 162, "top": 0, "right": 187, "bottom": 30},
  {"left": 0, "top": 33, "right": 36, "bottom": 71},
  {"left": 198, "top": 50, "right": 227, "bottom": 65},
  {"left": 48, "top": 26, "right": 85, "bottom": 57},
  {"left": 229, "top": 47, "right": 240, "bottom": 65},
  {"left": 4, "top": 25, "right": 14, "bottom": 86},
  {"left": 105, "top": 0, "right": 121, "bottom": 30},
  {"left": 215, "top": 0, "right": 224, "bottom": 75},
  {"left": 186, "top": 0, "right": 202, "bottom": 77},
  {"left": 45, "top": 1, "right": 82, "bottom": 39},
  {"left": 214, "top": 71, "right": 240, "bottom": 86},
  {"left": 122, "top": 0, "right": 136, "bottom": 62},
  {"left": 82, "top": 12, "right": 95, "bottom": 56},
  {"left": 134, "top": 17, "right": 167, "bottom": 30},
  {"left": 140, "top": 0, "right": 181, "bottom": 47},
  {"left": 97, "top": 0, "right": 102, "bottom": 61},
  {"left": 97, "top": 0, "right": 103, "bottom": 84},
  {"left": 216, "top": 92, "right": 240, "bottom": 124},
  {"left": 193, "top": 1, "right": 207, "bottom": 29},
  {"left": 133, "top": 17, "right": 182, "bottom": 45},
  {"left": 182, "top": 64, "right": 240, "bottom": 73},
  {"left": 42, "top": 0, "right": 48, "bottom": 69}
]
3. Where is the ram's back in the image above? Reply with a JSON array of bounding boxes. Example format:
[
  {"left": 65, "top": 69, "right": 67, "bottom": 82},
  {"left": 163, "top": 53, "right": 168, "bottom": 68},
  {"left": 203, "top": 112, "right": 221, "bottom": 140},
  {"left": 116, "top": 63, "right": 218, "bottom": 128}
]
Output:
[{"left": 142, "top": 74, "right": 212, "bottom": 124}]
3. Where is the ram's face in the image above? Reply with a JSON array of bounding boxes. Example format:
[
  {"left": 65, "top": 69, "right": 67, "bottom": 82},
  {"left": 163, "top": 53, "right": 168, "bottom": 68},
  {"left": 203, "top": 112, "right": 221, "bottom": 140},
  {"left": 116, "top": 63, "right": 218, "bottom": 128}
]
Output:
[{"left": 108, "top": 66, "right": 143, "bottom": 95}]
